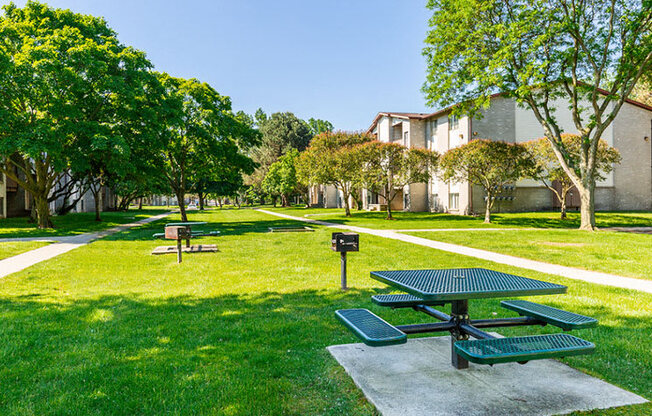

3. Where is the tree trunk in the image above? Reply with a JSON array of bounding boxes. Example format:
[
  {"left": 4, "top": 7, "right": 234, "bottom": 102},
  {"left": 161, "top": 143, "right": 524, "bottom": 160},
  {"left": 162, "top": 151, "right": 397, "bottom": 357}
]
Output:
[
  {"left": 94, "top": 190, "right": 102, "bottom": 222},
  {"left": 484, "top": 201, "right": 492, "bottom": 223},
  {"left": 176, "top": 191, "right": 188, "bottom": 222},
  {"left": 138, "top": 198, "right": 143, "bottom": 210},
  {"left": 385, "top": 202, "right": 393, "bottom": 220},
  {"left": 484, "top": 191, "right": 494, "bottom": 223},
  {"left": 199, "top": 192, "right": 205, "bottom": 210},
  {"left": 560, "top": 192, "right": 567, "bottom": 220},
  {"left": 578, "top": 182, "right": 596, "bottom": 230},
  {"left": 29, "top": 196, "right": 38, "bottom": 224},
  {"left": 34, "top": 195, "right": 52, "bottom": 229},
  {"left": 342, "top": 188, "right": 351, "bottom": 217},
  {"left": 384, "top": 189, "right": 394, "bottom": 220}
]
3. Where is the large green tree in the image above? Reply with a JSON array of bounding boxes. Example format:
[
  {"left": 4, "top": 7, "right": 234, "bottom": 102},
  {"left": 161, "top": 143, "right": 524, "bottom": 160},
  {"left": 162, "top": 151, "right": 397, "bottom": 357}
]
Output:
[
  {"left": 262, "top": 149, "right": 301, "bottom": 207},
  {"left": 248, "top": 112, "right": 314, "bottom": 194},
  {"left": 423, "top": 0, "right": 651, "bottom": 230},
  {"left": 297, "top": 132, "right": 375, "bottom": 216},
  {"left": 307, "top": 118, "right": 334, "bottom": 137},
  {"left": 359, "top": 142, "right": 438, "bottom": 220},
  {"left": 525, "top": 134, "right": 621, "bottom": 219},
  {"left": 156, "top": 74, "right": 256, "bottom": 222},
  {"left": 0, "top": 1, "right": 155, "bottom": 228},
  {"left": 439, "top": 140, "right": 536, "bottom": 223}
]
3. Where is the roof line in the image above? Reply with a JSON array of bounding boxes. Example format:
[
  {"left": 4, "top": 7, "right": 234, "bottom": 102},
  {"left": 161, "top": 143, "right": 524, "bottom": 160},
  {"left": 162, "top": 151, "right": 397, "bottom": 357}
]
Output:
[{"left": 366, "top": 90, "right": 651, "bottom": 133}]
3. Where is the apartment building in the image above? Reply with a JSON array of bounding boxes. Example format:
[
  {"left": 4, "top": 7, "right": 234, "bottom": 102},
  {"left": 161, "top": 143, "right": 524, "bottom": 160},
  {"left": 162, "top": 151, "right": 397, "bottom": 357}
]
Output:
[{"left": 360, "top": 94, "right": 652, "bottom": 214}]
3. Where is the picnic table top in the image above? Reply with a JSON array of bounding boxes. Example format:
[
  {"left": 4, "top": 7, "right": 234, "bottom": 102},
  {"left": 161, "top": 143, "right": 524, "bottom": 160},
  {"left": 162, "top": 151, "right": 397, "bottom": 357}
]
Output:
[
  {"left": 165, "top": 222, "right": 207, "bottom": 227},
  {"left": 370, "top": 268, "right": 567, "bottom": 301}
]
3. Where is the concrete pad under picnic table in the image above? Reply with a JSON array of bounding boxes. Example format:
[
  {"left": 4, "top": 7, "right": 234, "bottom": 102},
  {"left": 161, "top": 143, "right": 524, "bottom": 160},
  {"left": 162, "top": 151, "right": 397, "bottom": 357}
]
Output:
[{"left": 328, "top": 335, "right": 647, "bottom": 416}]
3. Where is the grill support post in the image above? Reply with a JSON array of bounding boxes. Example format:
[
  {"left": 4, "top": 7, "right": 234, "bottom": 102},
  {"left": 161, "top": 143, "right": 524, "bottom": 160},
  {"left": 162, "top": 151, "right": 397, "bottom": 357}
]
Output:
[
  {"left": 340, "top": 252, "right": 347, "bottom": 291},
  {"left": 451, "top": 299, "right": 469, "bottom": 369},
  {"left": 176, "top": 238, "right": 182, "bottom": 263}
]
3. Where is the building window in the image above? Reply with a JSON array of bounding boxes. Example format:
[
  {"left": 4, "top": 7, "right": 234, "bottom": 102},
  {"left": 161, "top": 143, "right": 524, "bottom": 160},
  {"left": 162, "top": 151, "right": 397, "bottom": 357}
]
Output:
[
  {"left": 403, "top": 131, "right": 409, "bottom": 147},
  {"left": 430, "top": 120, "right": 438, "bottom": 149},
  {"left": 448, "top": 114, "right": 459, "bottom": 130},
  {"left": 449, "top": 193, "right": 459, "bottom": 210}
]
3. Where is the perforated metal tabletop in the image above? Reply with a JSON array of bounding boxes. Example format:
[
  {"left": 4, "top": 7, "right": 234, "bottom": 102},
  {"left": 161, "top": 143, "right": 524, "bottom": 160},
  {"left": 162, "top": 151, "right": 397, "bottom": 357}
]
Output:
[{"left": 370, "top": 268, "right": 566, "bottom": 301}]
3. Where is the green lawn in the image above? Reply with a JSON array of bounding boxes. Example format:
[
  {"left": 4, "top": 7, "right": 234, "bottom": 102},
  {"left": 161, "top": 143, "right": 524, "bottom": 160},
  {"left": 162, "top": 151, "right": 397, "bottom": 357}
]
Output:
[
  {"left": 0, "top": 209, "right": 169, "bottom": 239},
  {"left": 268, "top": 206, "right": 652, "bottom": 230},
  {"left": 408, "top": 229, "right": 652, "bottom": 281},
  {"left": 0, "top": 241, "right": 51, "bottom": 260},
  {"left": 0, "top": 208, "right": 649, "bottom": 415}
]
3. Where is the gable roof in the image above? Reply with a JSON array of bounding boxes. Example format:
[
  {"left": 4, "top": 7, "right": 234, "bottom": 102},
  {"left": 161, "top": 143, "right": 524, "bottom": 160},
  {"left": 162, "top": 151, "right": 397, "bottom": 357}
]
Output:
[{"left": 366, "top": 91, "right": 652, "bottom": 134}]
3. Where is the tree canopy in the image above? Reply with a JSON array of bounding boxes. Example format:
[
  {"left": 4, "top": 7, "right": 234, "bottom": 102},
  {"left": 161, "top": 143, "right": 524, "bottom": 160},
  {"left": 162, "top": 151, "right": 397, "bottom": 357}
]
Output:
[
  {"left": 0, "top": 1, "right": 156, "bottom": 227},
  {"left": 297, "top": 132, "right": 375, "bottom": 216},
  {"left": 525, "top": 134, "right": 621, "bottom": 219},
  {"left": 262, "top": 149, "right": 301, "bottom": 207},
  {"left": 439, "top": 140, "right": 535, "bottom": 223},
  {"left": 423, "top": 0, "right": 651, "bottom": 230},
  {"left": 359, "top": 142, "right": 438, "bottom": 220},
  {"left": 156, "top": 74, "right": 256, "bottom": 221}
]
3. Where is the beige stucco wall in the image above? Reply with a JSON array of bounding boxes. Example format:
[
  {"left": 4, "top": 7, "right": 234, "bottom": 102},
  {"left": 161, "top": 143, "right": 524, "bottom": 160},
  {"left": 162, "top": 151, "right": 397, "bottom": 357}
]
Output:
[{"left": 611, "top": 102, "right": 652, "bottom": 210}]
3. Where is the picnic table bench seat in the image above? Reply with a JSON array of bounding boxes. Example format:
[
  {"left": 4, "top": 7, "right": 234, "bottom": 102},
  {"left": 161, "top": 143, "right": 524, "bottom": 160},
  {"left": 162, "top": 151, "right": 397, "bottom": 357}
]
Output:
[
  {"left": 153, "top": 230, "right": 220, "bottom": 239},
  {"left": 501, "top": 300, "right": 598, "bottom": 330},
  {"left": 454, "top": 333, "right": 595, "bottom": 365},
  {"left": 336, "top": 309, "right": 407, "bottom": 347},
  {"left": 371, "top": 294, "right": 446, "bottom": 308}
]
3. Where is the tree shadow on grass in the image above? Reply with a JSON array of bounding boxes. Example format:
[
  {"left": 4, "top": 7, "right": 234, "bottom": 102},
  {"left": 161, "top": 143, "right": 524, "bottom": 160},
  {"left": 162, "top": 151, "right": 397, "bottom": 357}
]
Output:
[
  {"left": 490, "top": 211, "right": 652, "bottom": 229},
  {"left": 107, "top": 218, "right": 323, "bottom": 242},
  {"left": 0, "top": 290, "right": 380, "bottom": 416},
  {"left": 0, "top": 290, "right": 649, "bottom": 415},
  {"left": 0, "top": 209, "right": 170, "bottom": 239}
]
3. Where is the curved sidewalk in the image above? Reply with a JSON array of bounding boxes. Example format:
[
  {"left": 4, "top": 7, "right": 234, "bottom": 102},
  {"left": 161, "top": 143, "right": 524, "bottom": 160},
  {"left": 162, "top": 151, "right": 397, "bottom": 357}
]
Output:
[
  {"left": 0, "top": 212, "right": 171, "bottom": 279},
  {"left": 258, "top": 209, "right": 652, "bottom": 294}
]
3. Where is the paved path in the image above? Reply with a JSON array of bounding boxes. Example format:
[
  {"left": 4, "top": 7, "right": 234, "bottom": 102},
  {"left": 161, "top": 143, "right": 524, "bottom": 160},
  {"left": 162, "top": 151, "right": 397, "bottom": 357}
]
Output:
[
  {"left": 603, "top": 226, "right": 652, "bottom": 235},
  {"left": 258, "top": 209, "right": 652, "bottom": 293},
  {"left": 0, "top": 212, "right": 171, "bottom": 279}
]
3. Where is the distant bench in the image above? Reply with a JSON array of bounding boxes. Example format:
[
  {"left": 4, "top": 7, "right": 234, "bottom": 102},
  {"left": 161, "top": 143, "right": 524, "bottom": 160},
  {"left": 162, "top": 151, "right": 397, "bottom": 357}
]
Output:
[{"left": 153, "top": 230, "right": 220, "bottom": 239}]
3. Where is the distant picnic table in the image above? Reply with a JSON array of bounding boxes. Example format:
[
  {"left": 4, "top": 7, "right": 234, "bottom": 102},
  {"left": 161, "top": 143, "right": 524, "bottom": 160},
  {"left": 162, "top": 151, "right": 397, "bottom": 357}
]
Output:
[{"left": 151, "top": 221, "right": 219, "bottom": 263}]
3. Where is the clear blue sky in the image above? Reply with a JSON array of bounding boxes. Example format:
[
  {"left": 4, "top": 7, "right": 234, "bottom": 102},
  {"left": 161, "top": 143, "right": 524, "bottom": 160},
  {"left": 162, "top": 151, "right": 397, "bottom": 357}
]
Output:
[{"left": 3, "top": 0, "right": 433, "bottom": 131}]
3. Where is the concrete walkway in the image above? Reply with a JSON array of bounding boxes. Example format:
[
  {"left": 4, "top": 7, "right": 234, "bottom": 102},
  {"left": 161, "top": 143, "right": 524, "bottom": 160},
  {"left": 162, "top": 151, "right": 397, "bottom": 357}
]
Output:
[
  {"left": 0, "top": 212, "right": 171, "bottom": 279},
  {"left": 258, "top": 209, "right": 652, "bottom": 294}
]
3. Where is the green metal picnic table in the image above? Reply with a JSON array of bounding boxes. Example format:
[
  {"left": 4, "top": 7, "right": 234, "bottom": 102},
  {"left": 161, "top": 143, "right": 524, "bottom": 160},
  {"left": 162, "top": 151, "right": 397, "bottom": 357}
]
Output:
[
  {"left": 165, "top": 222, "right": 207, "bottom": 248},
  {"left": 336, "top": 268, "right": 597, "bottom": 369}
]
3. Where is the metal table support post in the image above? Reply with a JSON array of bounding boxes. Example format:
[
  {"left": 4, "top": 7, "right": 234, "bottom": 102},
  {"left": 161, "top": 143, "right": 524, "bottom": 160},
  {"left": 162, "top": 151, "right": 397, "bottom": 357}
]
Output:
[
  {"left": 185, "top": 226, "right": 191, "bottom": 248},
  {"left": 451, "top": 299, "right": 469, "bottom": 369},
  {"left": 341, "top": 252, "right": 347, "bottom": 291}
]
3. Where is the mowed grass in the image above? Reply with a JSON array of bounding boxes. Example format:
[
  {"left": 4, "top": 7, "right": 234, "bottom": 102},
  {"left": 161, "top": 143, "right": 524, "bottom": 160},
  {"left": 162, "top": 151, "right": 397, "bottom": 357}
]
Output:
[
  {"left": 268, "top": 206, "right": 652, "bottom": 230},
  {"left": 0, "top": 208, "right": 649, "bottom": 415},
  {"left": 0, "top": 241, "right": 51, "bottom": 260},
  {"left": 408, "top": 229, "right": 652, "bottom": 281},
  {"left": 0, "top": 208, "right": 169, "bottom": 239}
]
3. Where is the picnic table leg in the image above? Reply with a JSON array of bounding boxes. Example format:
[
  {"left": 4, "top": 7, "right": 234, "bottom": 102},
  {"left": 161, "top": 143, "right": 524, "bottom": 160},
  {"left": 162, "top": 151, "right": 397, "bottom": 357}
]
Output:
[
  {"left": 177, "top": 238, "right": 182, "bottom": 263},
  {"left": 450, "top": 300, "right": 469, "bottom": 369}
]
